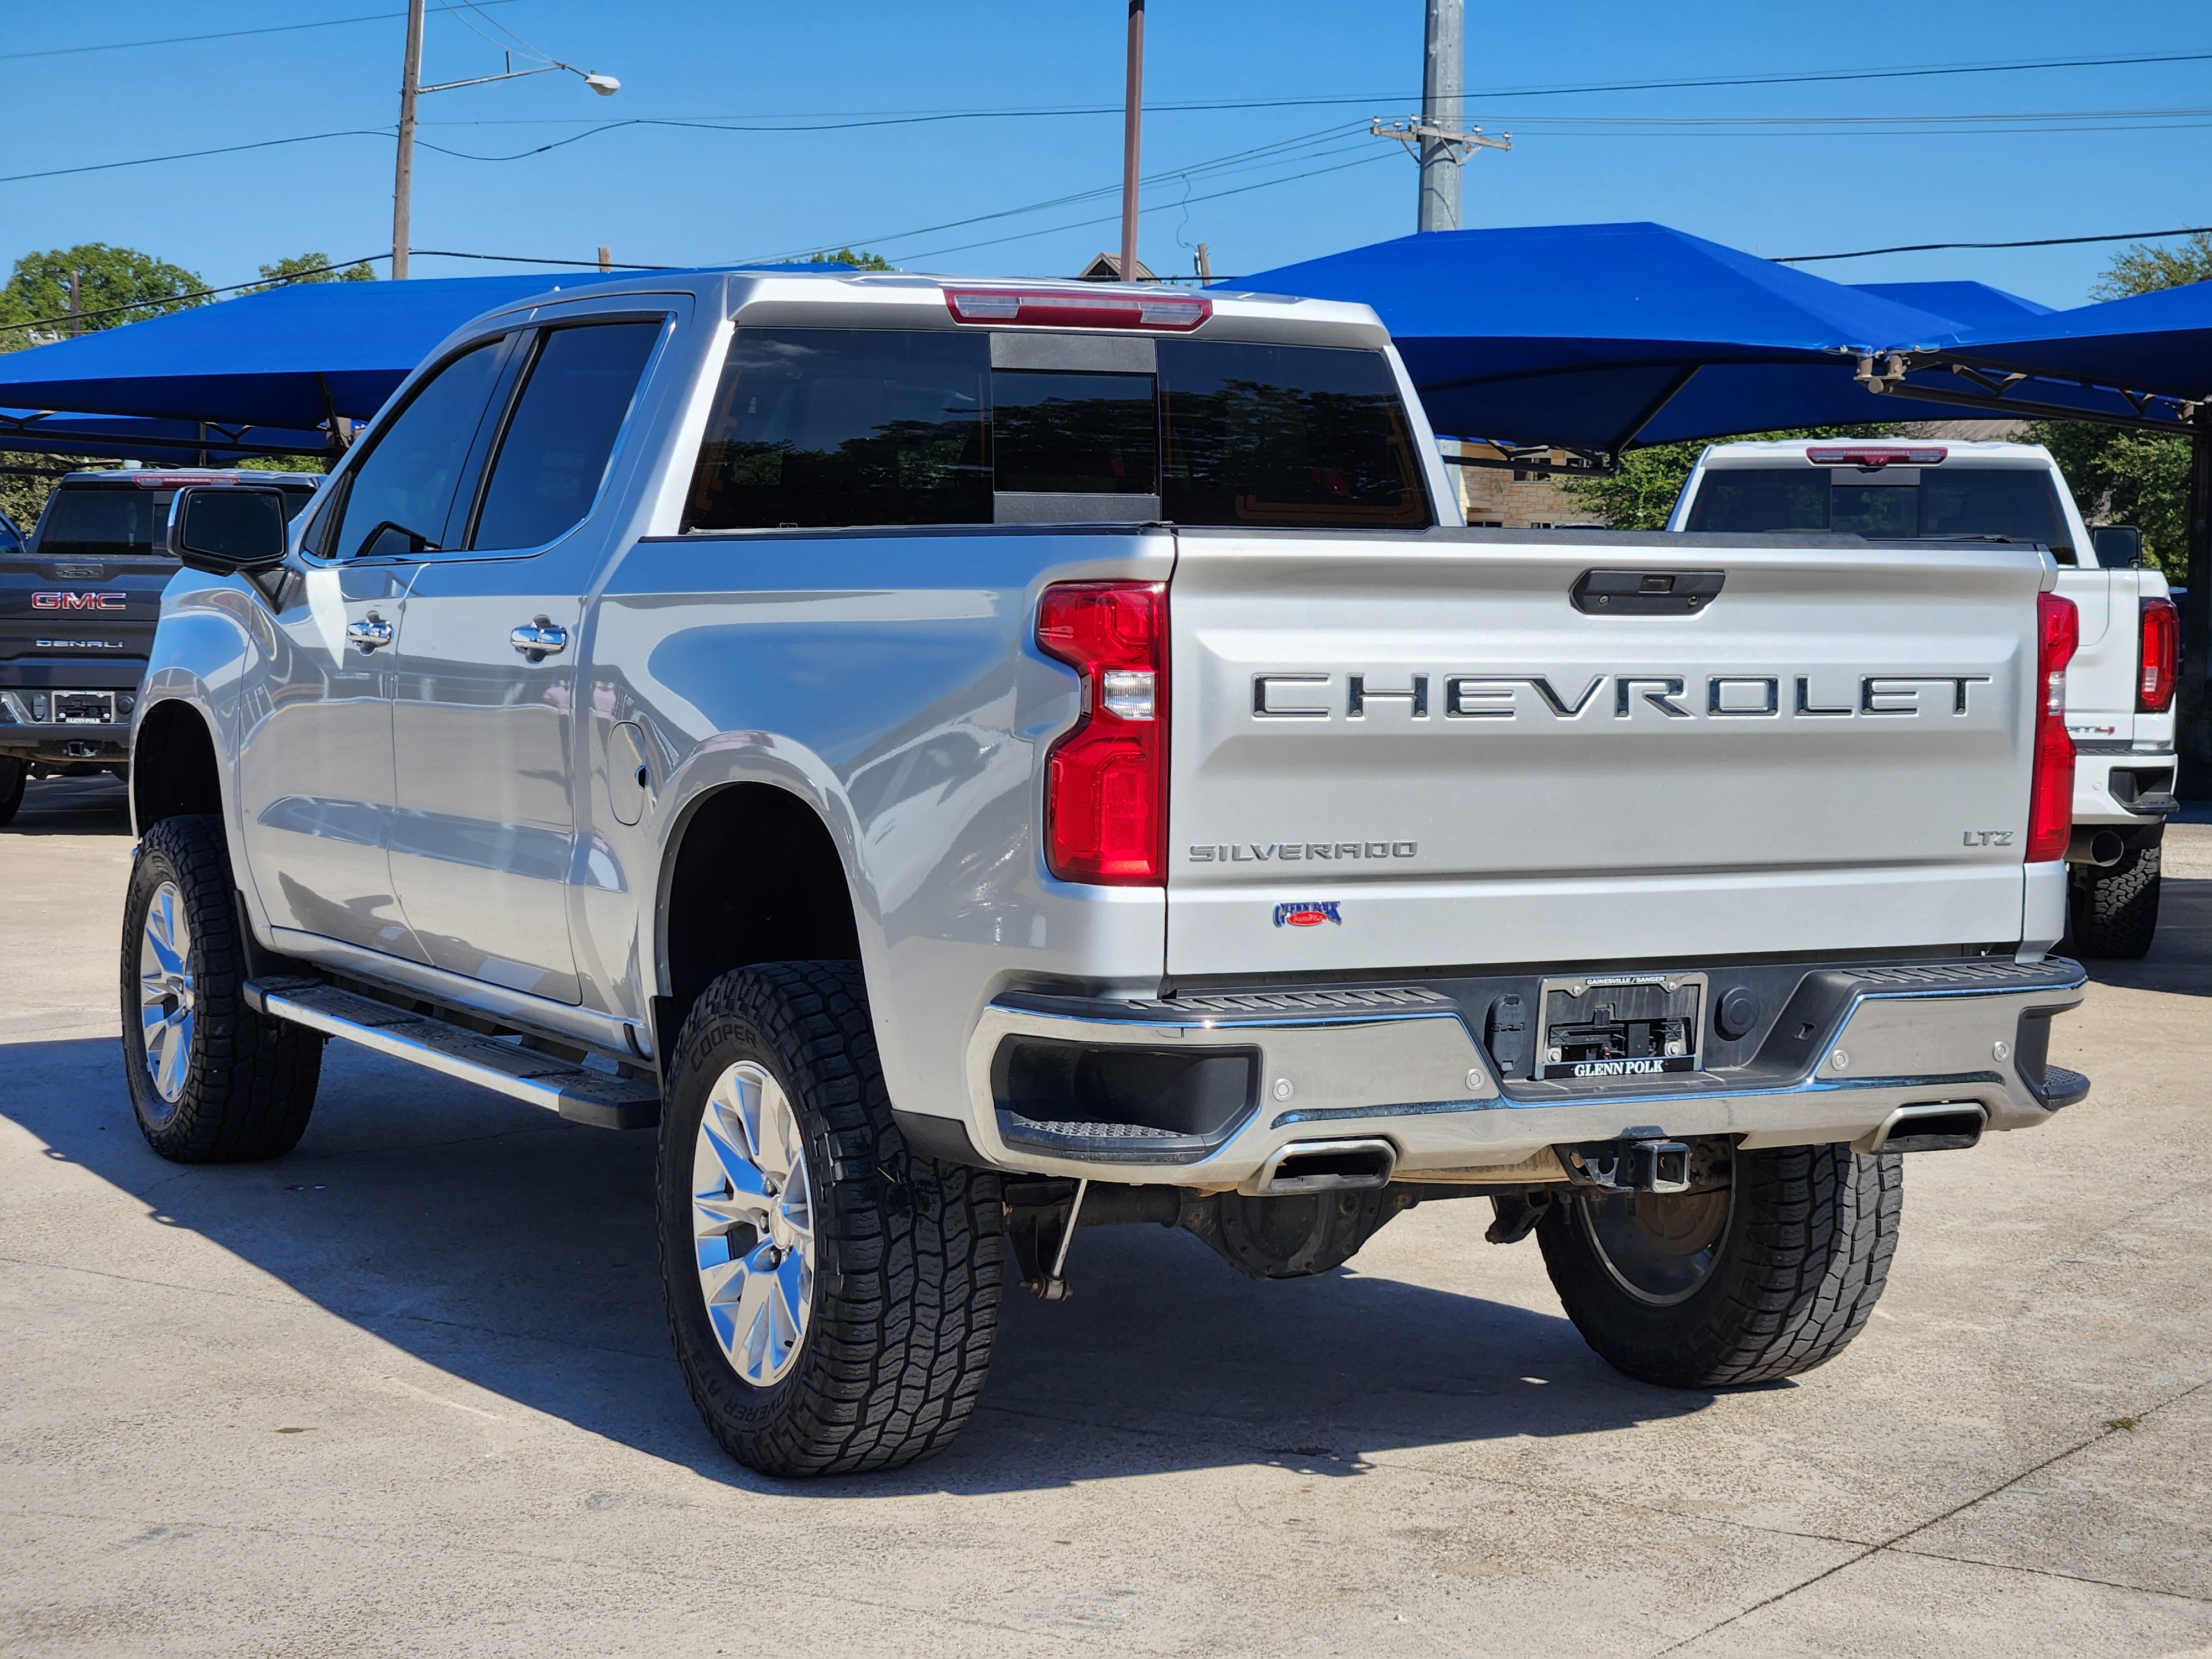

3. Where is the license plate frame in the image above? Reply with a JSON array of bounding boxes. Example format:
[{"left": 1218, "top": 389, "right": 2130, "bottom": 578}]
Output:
[
  {"left": 53, "top": 691, "right": 117, "bottom": 726},
  {"left": 1533, "top": 972, "right": 1708, "bottom": 1082}
]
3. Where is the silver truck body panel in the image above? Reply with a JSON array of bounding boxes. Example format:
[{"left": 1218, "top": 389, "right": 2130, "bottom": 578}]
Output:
[{"left": 134, "top": 269, "right": 2083, "bottom": 1190}]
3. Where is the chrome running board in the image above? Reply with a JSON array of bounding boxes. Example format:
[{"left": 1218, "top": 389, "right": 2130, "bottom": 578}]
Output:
[{"left": 249, "top": 977, "right": 660, "bottom": 1130}]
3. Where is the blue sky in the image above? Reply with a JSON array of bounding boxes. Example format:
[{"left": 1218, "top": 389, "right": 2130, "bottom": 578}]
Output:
[{"left": 6, "top": 0, "right": 2209, "bottom": 309}]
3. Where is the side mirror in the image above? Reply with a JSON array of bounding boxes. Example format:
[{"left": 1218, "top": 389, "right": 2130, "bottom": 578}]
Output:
[
  {"left": 168, "top": 486, "right": 291, "bottom": 575},
  {"left": 2091, "top": 524, "right": 2144, "bottom": 568}
]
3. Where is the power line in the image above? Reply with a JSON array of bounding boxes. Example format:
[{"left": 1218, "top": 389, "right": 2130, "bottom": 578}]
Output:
[
  {"left": 0, "top": 129, "right": 393, "bottom": 185},
  {"left": 0, "top": 2, "right": 518, "bottom": 64},
  {"left": 411, "top": 247, "right": 676, "bottom": 269},
  {"left": 1776, "top": 226, "right": 2212, "bottom": 263}
]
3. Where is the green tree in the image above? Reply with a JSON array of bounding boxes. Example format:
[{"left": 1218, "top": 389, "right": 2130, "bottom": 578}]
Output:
[
  {"left": 802, "top": 248, "right": 893, "bottom": 271},
  {"left": 246, "top": 252, "right": 376, "bottom": 291},
  {"left": 1558, "top": 426, "right": 1887, "bottom": 530},
  {"left": 2025, "top": 232, "right": 2212, "bottom": 579},
  {"left": 0, "top": 243, "right": 208, "bottom": 353}
]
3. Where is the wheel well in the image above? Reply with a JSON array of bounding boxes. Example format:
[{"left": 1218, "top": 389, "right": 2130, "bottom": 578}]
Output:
[
  {"left": 132, "top": 701, "right": 223, "bottom": 831},
  {"left": 662, "top": 783, "right": 861, "bottom": 1044}
]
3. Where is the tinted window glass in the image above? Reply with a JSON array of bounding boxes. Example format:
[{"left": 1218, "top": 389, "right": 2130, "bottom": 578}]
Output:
[
  {"left": 1681, "top": 469, "right": 1828, "bottom": 534},
  {"left": 1687, "top": 465, "right": 2072, "bottom": 550},
  {"left": 333, "top": 340, "right": 505, "bottom": 559},
  {"left": 993, "top": 370, "right": 1156, "bottom": 494},
  {"left": 686, "top": 329, "right": 991, "bottom": 529},
  {"left": 472, "top": 321, "right": 661, "bottom": 551},
  {"left": 1158, "top": 341, "right": 1429, "bottom": 528},
  {"left": 37, "top": 487, "right": 160, "bottom": 557}
]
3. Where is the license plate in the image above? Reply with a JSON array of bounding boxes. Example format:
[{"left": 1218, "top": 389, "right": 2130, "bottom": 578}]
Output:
[
  {"left": 1535, "top": 973, "right": 1706, "bottom": 1081},
  {"left": 54, "top": 692, "right": 117, "bottom": 724}
]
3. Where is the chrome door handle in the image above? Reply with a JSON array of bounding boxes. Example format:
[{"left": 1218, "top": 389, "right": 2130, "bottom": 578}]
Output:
[
  {"left": 346, "top": 612, "right": 394, "bottom": 654},
  {"left": 510, "top": 616, "right": 568, "bottom": 662}
]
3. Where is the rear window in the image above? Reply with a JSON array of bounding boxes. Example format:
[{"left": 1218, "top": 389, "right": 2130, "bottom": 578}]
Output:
[
  {"left": 682, "top": 328, "right": 1431, "bottom": 531},
  {"left": 35, "top": 480, "right": 317, "bottom": 560},
  {"left": 1686, "top": 465, "right": 2073, "bottom": 554}
]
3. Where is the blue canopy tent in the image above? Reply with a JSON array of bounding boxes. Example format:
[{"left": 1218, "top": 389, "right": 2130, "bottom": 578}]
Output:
[
  {"left": 1852, "top": 278, "right": 2212, "bottom": 435},
  {"left": 1, "top": 409, "right": 333, "bottom": 462},
  {"left": 1225, "top": 223, "right": 1981, "bottom": 462},
  {"left": 0, "top": 272, "right": 640, "bottom": 455}
]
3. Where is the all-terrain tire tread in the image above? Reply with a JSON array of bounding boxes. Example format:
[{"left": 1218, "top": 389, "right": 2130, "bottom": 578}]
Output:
[
  {"left": 121, "top": 814, "right": 321, "bottom": 1162},
  {"left": 658, "top": 961, "right": 1002, "bottom": 1477},
  {"left": 1538, "top": 1145, "right": 1901, "bottom": 1389},
  {"left": 2069, "top": 839, "right": 2161, "bottom": 960}
]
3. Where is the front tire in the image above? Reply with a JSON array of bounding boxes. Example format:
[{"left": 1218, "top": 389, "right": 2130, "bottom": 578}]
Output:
[
  {"left": 2069, "top": 830, "right": 2162, "bottom": 959},
  {"left": 120, "top": 814, "right": 322, "bottom": 1161},
  {"left": 657, "top": 962, "right": 1003, "bottom": 1477},
  {"left": 1537, "top": 1142, "right": 1900, "bottom": 1389}
]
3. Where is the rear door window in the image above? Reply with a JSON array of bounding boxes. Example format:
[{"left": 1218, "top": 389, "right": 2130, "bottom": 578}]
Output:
[{"left": 469, "top": 321, "right": 663, "bottom": 552}]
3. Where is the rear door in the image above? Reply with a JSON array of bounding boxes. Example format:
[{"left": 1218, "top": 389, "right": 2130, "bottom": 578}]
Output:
[
  {"left": 1165, "top": 531, "right": 2043, "bottom": 977},
  {"left": 386, "top": 311, "right": 671, "bottom": 1003}
]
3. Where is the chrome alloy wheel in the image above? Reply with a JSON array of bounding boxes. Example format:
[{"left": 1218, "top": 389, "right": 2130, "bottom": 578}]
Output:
[
  {"left": 137, "top": 879, "right": 196, "bottom": 1107},
  {"left": 1577, "top": 1174, "right": 1735, "bottom": 1308},
  {"left": 692, "top": 1061, "right": 817, "bottom": 1386}
]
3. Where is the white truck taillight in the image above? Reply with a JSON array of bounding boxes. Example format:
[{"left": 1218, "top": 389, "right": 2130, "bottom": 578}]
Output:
[
  {"left": 2026, "top": 592, "right": 2079, "bottom": 863},
  {"left": 1036, "top": 581, "right": 1167, "bottom": 884},
  {"left": 2138, "top": 594, "right": 2179, "bottom": 713}
]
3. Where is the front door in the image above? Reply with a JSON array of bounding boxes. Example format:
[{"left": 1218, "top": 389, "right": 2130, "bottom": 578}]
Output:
[
  {"left": 236, "top": 334, "right": 515, "bottom": 959},
  {"left": 387, "top": 317, "right": 667, "bottom": 1004}
]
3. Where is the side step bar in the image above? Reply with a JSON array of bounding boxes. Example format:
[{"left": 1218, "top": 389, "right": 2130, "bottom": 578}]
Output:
[{"left": 249, "top": 978, "right": 660, "bottom": 1130}]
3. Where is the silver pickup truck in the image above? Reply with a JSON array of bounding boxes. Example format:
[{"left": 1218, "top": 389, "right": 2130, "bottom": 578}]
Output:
[{"left": 125, "top": 270, "right": 2089, "bottom": 1478}]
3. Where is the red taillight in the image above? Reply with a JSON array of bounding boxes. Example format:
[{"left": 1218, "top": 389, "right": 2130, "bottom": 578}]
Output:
[
  {"left": 2026, "top": 592, "right": 2079, "bottom": 863},
  {"left": 945, "top": 287, "right": 1211, "bottom": 332},
  {"left": 2138, "top": 595, "right": 2179, "bottom": 713},
  {"left": 1805, "top": 446, "right": 1947, "bottom": 468},
  {"left": 1037, "top": 581, "right": 1167, "bottom": 884}
]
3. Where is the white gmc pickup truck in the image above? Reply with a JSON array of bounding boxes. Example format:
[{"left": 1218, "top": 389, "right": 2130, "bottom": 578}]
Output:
[
  {"left": 125, "top": 271, "right": 2088, "bottom": 1477},
  {"left": 1673, "top": 439, "right": 2179, "bottom": 956}
]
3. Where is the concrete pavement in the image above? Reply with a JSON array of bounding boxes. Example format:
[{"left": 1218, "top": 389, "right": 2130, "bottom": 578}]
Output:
[{"left": 2, "top": 773, "right": 2206, "bottom": 1656}]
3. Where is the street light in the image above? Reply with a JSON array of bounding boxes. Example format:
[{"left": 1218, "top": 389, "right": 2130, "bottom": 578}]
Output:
[{"left": 390, "top": 0, "right": 619, "bottom": 278}]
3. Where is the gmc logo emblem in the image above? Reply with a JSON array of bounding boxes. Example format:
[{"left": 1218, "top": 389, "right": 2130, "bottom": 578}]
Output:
[{"left": 31, "top": 592, "right": 127, "bottom": 612}]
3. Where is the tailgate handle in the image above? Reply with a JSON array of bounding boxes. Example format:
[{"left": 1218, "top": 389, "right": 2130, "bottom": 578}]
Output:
[{"left": 1573, "top": 569, "right": 1724, "bottom": 616}]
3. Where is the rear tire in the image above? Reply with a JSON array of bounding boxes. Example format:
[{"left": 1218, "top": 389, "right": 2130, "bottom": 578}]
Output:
[
  {"left": 120, "top": 814, "right": 322, "bottom": 1161},
  {"left": 2069, "top": 831, "right": 2162, "bottom": 959},
  {"left": 1537, "top": 1142, "right": 1900, "bottom": 1388},
  {"left": 0, "top": 757, "right": 25, "bottom": 827},
  {"left": 657, "top": 961, "right": 1003, "bottom": 1477}
]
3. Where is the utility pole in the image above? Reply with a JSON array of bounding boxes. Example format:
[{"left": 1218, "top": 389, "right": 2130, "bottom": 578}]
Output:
[
  {"left": 1371, "top": 0, "right": 1509, "bottom": 231},
  {"left": 388, "top": 1, "right": 615, "bottom": 281},
  {"left": 1120, "top": 0, "right": 1145, "bottom": 282},
  {"left": 67, "top": 269, "right": 81, "bottom": 337},
  {"left": 392, "top": 0, "right": 426, "bottom": 279},
  {"left": 1419, "top": 0, "right": 1460, "bottom": 232}
]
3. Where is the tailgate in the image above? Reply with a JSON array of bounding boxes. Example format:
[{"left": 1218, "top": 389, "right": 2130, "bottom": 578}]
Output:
[
  {"left": 1166, "top": 531, "right": 2044, "bottom": 976},
  {"left": 0, "top": 554, "right": 169, "bottom": 667}
]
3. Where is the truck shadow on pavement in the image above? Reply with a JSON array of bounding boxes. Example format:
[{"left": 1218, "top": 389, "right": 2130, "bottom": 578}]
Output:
[
  {"left": 4, "top": 1033, "right": 1715, "bottom": 1496},
  {"left": 4, "top": 774, "right": 133, "bottom": 835}
]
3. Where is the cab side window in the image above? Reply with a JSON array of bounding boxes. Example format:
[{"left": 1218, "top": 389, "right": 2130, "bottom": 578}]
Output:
[
  {"left": 327, "top": 338, "right": 507, "bottom": 560},
  {"left": 469, "top": 322, "right": 661, "bottom": 552}
]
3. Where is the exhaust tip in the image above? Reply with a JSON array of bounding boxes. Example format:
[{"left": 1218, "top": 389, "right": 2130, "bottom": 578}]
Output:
[
  {"left": 1860, "top": 1103, "right": 1986, "bottom": 1154},
  {"left": 1253, "top": 1138, "right": 1395, "bottom": 1196},
  {"left": 2067, "top": 828, "right": 2127, "bottom": 868}
]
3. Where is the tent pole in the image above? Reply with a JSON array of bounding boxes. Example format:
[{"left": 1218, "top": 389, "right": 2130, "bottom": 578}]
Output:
[
  {"left": 2180, "top": 416, "right": 2212, "bottom": 797},
  {"left": 392, "top": 0, "right": 425, "bottom": 280}
]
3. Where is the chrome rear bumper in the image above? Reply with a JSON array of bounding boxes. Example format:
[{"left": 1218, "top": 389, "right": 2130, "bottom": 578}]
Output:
[{"left": 924, "top": 959, "right": 2088, "bottom": 1188}]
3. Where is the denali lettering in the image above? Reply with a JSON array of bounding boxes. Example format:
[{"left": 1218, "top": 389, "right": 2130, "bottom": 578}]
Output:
[
  {"left": 1189, "top": 841, "right": 1418, "bottom": 863},
  {"left": 1254, "top": 671, "right": 1991, "bottom": 720}
]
